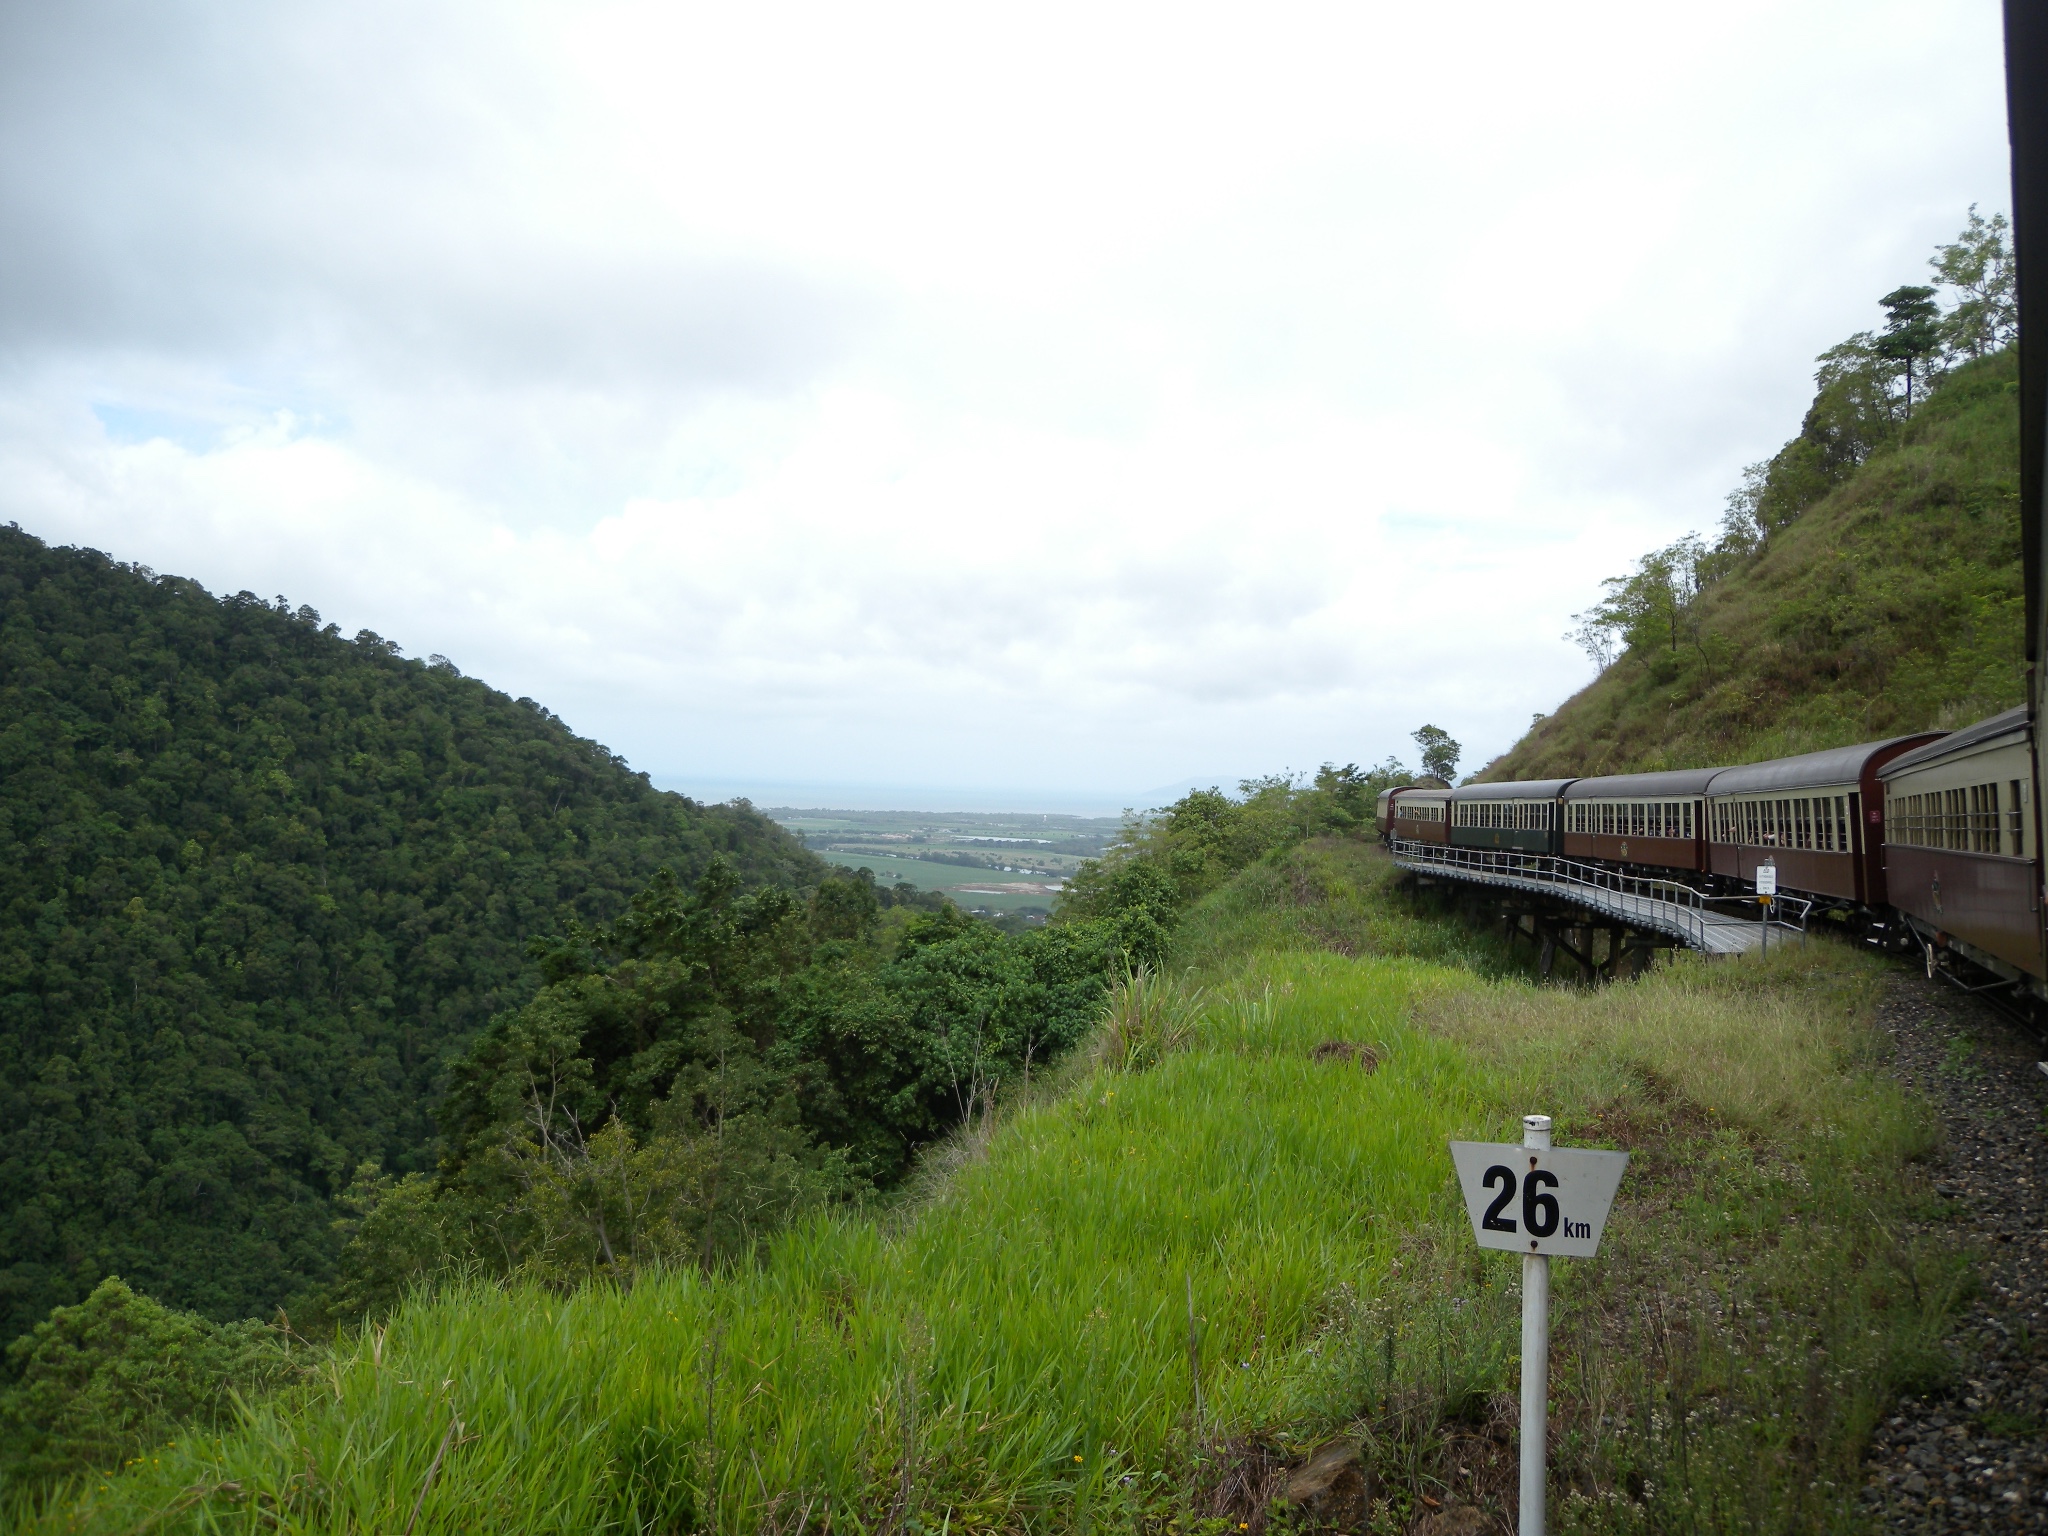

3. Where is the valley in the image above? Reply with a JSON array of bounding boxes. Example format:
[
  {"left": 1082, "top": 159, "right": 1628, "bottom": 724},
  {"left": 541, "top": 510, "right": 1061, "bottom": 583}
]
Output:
[{"left": 770, "top": 806, "right": 1123, "bottom": 916}]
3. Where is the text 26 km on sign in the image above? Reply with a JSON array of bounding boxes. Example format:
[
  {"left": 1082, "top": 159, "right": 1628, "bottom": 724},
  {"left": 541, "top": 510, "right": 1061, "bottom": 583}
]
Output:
[{"left": 1448, "top": 1141, "right": 1629, "bottom": 1259}]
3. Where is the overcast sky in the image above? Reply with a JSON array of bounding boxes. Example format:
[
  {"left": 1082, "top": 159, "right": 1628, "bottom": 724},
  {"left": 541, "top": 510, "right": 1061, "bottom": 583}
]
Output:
[{"left": 0, "top": 1, "right": 2014, "bottom": 810}]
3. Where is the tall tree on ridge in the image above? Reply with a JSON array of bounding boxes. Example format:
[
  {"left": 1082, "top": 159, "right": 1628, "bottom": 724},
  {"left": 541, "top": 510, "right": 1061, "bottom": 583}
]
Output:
[
  {"left": 1931, "top": 205, "right": 2018, "bottom": 361},
  {"left": 1412, "top": 724, "right": 1461, "bottom": 783},
  {"left": 1876, "top": 283, "right": 1941, "bottom": 411}
]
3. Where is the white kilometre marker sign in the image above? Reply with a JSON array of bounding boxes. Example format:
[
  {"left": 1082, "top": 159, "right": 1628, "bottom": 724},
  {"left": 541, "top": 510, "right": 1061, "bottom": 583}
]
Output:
[{"left": 1450, "top": 1117, "right": 1628, "bottom": 1536}]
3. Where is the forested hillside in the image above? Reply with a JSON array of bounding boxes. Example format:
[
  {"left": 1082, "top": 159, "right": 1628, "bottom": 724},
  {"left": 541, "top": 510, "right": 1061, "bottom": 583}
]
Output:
[
  {"left": 1483, "top": 212, "right": 2022, "bottom": 780},
  {"left": 0, "top": 527, "right": 819, "bottom": 1348}
]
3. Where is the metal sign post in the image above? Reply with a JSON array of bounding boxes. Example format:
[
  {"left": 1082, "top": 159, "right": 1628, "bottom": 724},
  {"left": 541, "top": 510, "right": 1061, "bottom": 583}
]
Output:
[
  {"left": 1756, "top": 858, "right": 1777, "bottom": 957},
  {"left": 1451, "top": 1117, "right": 1628, "bottom": 1536}
]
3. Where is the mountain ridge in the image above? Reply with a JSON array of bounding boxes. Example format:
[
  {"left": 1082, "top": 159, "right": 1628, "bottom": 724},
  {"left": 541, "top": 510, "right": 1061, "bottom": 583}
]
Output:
[{"left": 0, "top": 526, "right": 822, "bottom": 1346}]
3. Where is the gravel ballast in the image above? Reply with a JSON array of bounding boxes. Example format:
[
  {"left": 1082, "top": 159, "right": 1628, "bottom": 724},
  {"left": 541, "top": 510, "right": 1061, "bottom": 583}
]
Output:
[{"left": 1864, "top": 972, "right": 2048, "bottom": 1531}]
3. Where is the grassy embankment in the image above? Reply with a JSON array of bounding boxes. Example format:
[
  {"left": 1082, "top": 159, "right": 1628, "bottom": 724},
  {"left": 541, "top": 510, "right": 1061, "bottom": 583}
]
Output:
[
  {"left": 1486, "top": 347, "right": 2023, "bottom": 780},
  {"left": 15, "top": 842, "right": 1958, "bottom": 1534}
]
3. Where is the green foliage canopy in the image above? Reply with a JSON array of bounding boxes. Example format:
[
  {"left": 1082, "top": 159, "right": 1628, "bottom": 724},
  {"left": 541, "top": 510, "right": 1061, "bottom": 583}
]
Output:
[
  {"left": 324, "top": 863, "right": 1139, "bottom": 1314},
  {"left": 0, "top": 1277, "right": 290, "bottom": 1485},
  {"left": 0, "top": 527, "right": 818, "bottom": 1350}
]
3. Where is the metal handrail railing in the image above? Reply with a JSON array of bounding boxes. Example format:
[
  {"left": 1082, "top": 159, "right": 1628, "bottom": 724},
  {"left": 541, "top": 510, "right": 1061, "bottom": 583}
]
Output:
[{"left": 1388, "top": 839, "right": 1810, "bottom": 950}]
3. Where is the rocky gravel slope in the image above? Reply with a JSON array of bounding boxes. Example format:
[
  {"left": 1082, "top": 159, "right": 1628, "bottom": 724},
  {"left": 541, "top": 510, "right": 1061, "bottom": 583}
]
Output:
[{"left": 1866, "top": 973, "right": 2048, "bottom": 1531}]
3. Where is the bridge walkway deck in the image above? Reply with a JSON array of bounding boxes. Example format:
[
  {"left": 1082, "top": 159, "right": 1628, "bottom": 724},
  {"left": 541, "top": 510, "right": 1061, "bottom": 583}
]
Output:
[{"left": 1390, "top": 840, "right": 1802, "bottom": 956}]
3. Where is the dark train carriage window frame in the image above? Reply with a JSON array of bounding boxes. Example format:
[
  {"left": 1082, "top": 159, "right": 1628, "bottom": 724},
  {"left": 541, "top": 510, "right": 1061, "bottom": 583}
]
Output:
[
  {"left": 1887, "top": 781, "right": 2015, "bottom": 854},
  {"left": 1568, "top": 799, "right": 1695, "bottom": 839},
  {"left": 1715, "top": 792, "right": 1851, "bottom": 850}
]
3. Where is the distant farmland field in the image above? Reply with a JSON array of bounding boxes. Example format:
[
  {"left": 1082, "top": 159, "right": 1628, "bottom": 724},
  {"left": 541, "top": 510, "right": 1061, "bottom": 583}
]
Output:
[
  {"left": 772, "top": 806, "right": 1111, "bottom": 914},
  {"left": 813, "top": 849, "right": 1063, "bottom": 912}
]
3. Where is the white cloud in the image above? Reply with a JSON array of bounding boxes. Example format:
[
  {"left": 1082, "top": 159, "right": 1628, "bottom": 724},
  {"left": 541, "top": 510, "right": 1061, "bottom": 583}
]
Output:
[{"left": 0, "top": 0, "right": 2014, "bottom": 801}]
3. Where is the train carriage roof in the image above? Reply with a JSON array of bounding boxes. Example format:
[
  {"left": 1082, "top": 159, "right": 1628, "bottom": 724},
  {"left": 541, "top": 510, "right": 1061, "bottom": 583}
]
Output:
[
  {"left": 1562, "top": 767, "right": 1726, "bottom": 800},
  {"left": 1449, "top": 778, "right": 1575, "bottom": 801},
  {"left": 1877, "top": 707, "right": 2026, "bottom": 779},
  {"left": 1705, "top": 734, "right": 1943, "bottom": 796}
]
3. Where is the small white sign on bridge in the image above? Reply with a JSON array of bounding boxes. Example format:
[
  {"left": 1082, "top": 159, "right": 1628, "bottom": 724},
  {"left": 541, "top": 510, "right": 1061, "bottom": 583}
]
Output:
[{"left": 1448, "top": 1139, "right": 1629, "bottom": 1258}]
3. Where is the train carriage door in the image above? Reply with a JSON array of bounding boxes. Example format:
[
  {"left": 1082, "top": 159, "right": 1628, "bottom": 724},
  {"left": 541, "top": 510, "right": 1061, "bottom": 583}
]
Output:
[{"left": 1849, "top": 791, "right": 1865, "bottom": 903}]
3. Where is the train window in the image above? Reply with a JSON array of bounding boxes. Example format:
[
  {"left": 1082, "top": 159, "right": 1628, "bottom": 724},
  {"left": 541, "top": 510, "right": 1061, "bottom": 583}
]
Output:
[
  {"left": 1971, "top": 783, "right": 2000, "bottom": 853},
  {"left": 2013, "top": 780, "right": 2027, "bottom": 857},
  {"left": 1886, "top": 784, "right": 2014, "bottom": 852}
]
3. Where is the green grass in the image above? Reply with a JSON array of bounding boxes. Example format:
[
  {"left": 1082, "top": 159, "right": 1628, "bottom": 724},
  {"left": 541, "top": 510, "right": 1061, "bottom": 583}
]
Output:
[
  {"left": 1170, "top": 838, "right": 1536, "bottom": 984},
  {"left": 12, "top": 850, "right": 1962, "bottom": 1534},
  {"left": 1487, "top": 347, "right": 2022, "bottom": 779}
]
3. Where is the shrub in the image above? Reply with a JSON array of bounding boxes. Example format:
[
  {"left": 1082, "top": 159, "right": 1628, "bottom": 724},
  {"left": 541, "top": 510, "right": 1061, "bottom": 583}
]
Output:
[{"left": 0, "top": 1278, "right": 290, "bottom": 1487}]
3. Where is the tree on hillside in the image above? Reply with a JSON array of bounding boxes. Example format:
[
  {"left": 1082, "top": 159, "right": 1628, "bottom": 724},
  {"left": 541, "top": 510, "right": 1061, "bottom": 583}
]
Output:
[
  {"left": 1567, "top": 535, "right": 1709, "bottom": 670},
  {"left": 1507, "top": 207, "right": 2015, "bottom": 782},
  {"left": 1566, "top": 608, "right": 1619, "bottom": 672},
  {"left": 1412, "top": 724, "right": 1460, "bottom": 782},
  {"left": 1877, "top": 284, "right": 1941, "bottom": 411},
  {"left": 1708, "top": 213, "right": 2015, "bottom": 564},
  {"left": 1932, "top": 205, "right": 2017, "bottom": 361}
]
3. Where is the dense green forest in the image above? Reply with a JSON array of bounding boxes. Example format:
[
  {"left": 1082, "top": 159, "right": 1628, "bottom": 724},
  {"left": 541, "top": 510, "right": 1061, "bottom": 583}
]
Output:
[
  {"left": 0, "top": 527, "right": 1172, "bottom": 1482},
  {"left": 307, "top": 851, "right": 1159, "bottom": 1327},
  {"left": 1483, "top": 211, "right": 2022, "bottom": 780},
  {"left": 0, "top": 528, "right": 820, "bottom": 1349}
]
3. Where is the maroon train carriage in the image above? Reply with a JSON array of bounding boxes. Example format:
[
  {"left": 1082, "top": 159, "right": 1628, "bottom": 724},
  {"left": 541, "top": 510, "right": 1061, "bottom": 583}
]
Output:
[
  {"left": 1560, "top": 768, "right": 1722, "bottom": 875},
  {"left": 1374, "top": 786, "right": 1404, "bottom": 838},
  {"left": 1879, "top": 707, "right": 2045, "bottom": 981},
  {"left": 1386, "top": 785, "right": 1451, "bottom": 845},
  {"left": 1705, "top": 734, "right": 1943, "bottom": 906}
]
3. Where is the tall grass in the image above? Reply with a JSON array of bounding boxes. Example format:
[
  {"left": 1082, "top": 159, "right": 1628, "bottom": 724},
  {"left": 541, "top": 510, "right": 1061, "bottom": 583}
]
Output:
[
  {"left": 16, "top": 885, "right": 1957, "bottom": 1534},
  {"left": 23, "top": 958, "right": 1491, "bottom": 1533}
]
